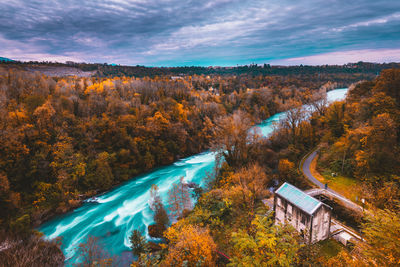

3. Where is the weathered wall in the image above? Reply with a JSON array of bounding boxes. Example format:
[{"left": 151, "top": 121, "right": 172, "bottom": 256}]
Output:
[
  {"left": 311, "top": 205, "right": 331, "bottom": 242},
  {"left": 274, "top": 195, "right": 331, "bottom": 243}
]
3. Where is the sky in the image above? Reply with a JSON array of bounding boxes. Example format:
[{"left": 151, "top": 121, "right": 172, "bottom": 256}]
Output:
[{"left": 0, "top": 0, "right": 399, "bottom": 66}]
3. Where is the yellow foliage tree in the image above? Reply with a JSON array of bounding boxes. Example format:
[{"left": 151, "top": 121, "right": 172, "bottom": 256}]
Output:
[
  {"left": 162, "top": 221, "right": 217, "bottom": 267},
  {"left": 229, "top": 164, "right": 271, "bottom": 219},
  {"left": 229, "top": 215, "right": 302, "bottom": 267}
]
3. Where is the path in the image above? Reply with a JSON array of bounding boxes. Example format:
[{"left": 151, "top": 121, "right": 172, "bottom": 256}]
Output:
[
  {"left": 301, "top": 149, "right": 366, "bottom": 243},
  {"left": 301, "top": 149, "right": 363, "bottom": 213}
]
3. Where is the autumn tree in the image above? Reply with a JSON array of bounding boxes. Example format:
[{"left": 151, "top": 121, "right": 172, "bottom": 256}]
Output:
[
  {"left": 358, "top": 207, "right": 400, "bottom": 265},
  {"left": 167, "top": 177, "right": 192, "bottom": 220},
  {"left": 328, "top": 135, "right": 357, "bottom": 176},
  {"left": 0, "top": 233, "right": 64, "bottom": 266},
  {"left": 358, "top": 92, "right": 398, "bottom": 122},
  {"left": 228, "top": 164, "right": 271, "bottom": 219},
  {"left": 355, "top": 113, "right": 398, "bottom": 176},
  {"left": 50, "top": 136, "right": 86, "bottom": 211},
  {"left": 212, "top": 110, "right": 259, "bottom": 167},
  {"left": 361, "top": 180, "right": 400, "bottom": 211},
  {"left": 75, "top": 235, "right": 114, "bottom": 266},
  {"left": 324, "top": 250, "right": 361, "bottom": 267},
  {"left": 278, "top": 158, "right": 300, "bottom": 185},
  {"left": 309, "top": 88, "right": 328, "bottom": 116},
  {"left": 372, "top": 68, "right": 400, "bottom": 104},
  {"left": 324, "top": 101, "right": 346, "bottom": 138},
  {"left": 281, "top": 100, "right": 306, "bottom": 146},
  {"left": 33, "top": 100, "right": 55, "bottom": 135},
  {"left": 0, "top": 172, "right": 19, "bottom": 224},
  {"left": 163, "top": 221, "right": 217, "bottom": 266}
]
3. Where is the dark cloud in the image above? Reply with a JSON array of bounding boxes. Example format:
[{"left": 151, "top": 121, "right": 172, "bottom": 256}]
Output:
[{"left": 0, "top": 0, "right": 399, "bottom": 65}]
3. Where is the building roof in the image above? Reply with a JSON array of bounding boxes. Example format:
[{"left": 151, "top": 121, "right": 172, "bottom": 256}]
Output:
[{"left": 275, "top": 182, "right": 322, "bottom": 215}]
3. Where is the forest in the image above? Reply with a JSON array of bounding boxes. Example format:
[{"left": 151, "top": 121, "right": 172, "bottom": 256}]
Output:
[
  {"left": 3, "top": 60, "right": 400, "bottom": 78},
  {"left": 0, "top": 63, "right": 399, "bottom": 266},
  {"left": 130, "top": 68, "right": 400, "bottom": 266}
]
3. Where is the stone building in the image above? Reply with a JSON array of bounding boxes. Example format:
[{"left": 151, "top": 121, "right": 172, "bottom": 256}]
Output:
[{"left": 273, "top": 182, "right": 332, "bottom": 243}]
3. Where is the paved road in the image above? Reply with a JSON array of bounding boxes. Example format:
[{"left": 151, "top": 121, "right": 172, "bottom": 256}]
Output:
[
  {"left": 302, "top": 150, "right": 325, "bottom": 188},
  {"left": 301, "top": 149, "right": 363, "bottom": 213}
]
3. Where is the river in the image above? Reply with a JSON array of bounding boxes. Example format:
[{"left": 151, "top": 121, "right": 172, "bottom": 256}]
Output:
[{"left": 38, "top": 88, "right": 348, "bottom": 265}]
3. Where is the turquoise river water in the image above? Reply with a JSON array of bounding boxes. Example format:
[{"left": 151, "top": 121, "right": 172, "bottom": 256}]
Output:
[{"left": 38, "top": 88, "right": 348, "bottom": 265}]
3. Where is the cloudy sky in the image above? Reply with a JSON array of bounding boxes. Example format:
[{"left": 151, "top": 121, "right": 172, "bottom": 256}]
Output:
[{"left": 0, "top": 0, "right": 399, "bottom": 66}]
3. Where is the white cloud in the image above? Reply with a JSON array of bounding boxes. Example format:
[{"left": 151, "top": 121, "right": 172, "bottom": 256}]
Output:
[
  {"left": 144, "top": 5, "right": 278, "bottom": 55},
  {"left": 270, "top": 49, "right": 400, "bottom": 65},
  {"left": 332, "top": 12, "right": 400, "bottom": 32},
  {"left": 1, "top": 0, "right": 400, "bottom": 65},
  {"left": 0, "top": 34, "right": 84, "bottom": 62}
]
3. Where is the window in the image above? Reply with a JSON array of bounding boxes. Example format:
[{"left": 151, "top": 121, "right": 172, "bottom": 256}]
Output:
[
  {"left": 287, "top": 204, "right": 292, "bottom": 214},
  {"left": 287, "top": 204, "right": 292, "bottom": 221},
  {"left": 277, "top": 197, "right": 282, "bottom": 207},
  {"left": 301, "top": 214, "right": 306, "bottom": 225}
]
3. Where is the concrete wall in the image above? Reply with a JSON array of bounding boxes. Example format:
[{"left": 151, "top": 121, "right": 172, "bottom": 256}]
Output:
[
  {"left": 311, "top": 205, "right": 331, "bottom": 243},
  {"left": 274, "top": 195, "right": 331, "bottom": 243}
]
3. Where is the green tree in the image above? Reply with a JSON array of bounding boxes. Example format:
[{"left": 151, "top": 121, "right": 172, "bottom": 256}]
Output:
[
  {"left": 359, "top": 207, "right": 400, "bottom": 265},
  {"left": 129, "top": 230, "right": 148, "bottom": 257},
  {"left": 84, "top": 152, "right": 114, "bottom": 190},
  {"left": 149, "top": 184, "right": 169, "bottom": 227},
  {"left": 229, "top": 215, "right": 302, "bottom": 267}
]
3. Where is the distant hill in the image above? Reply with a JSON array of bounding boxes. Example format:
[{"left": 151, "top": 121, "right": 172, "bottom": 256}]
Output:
[
  {"left": 2, "top": 59, "right": 400, "bottom": 79},
  {"left": 0, "top": 57, "right": 14, "bottom": 62}
]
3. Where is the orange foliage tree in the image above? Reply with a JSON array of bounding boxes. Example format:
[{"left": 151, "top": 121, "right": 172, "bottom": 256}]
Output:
[{"left": 162, "top": 220, "right": 217, "bottom": 266}]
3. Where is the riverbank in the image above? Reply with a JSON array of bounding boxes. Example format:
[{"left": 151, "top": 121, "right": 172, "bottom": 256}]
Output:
[{"left": 37, "top": 88, "right": 348, "bottom": 265}]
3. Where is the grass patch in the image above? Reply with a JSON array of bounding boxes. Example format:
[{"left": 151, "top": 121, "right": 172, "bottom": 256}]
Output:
[
  {"left": 320, "top": 171, "right": 361, "bottom": 203},
  {"left": 312, "top": 154, "right": 362, "bottom": 204},
  {"left": 318, "top": 239, "right": 345, "bottom": 259}
]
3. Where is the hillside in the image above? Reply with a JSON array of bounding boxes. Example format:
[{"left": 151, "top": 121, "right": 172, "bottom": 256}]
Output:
[
  {"left": 0, "top": 65, "right": 399, "bottom": 266},
  {"left": 0, "top": 57, "right": 13, "bottom": 62},
  {"left": 2, "top": 60, "right": 400, "bottom": 80}
]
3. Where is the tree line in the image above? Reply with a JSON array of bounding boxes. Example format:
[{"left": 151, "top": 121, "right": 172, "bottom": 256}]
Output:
[
  {"left": 1, "top": 64, "right": 399, "bottom": 266},
  {"left": 2, "top": 60, "right": 400, "bottom": 78},
  {"left": 128, "top": 69, "right": 400, "bottom": 266}
]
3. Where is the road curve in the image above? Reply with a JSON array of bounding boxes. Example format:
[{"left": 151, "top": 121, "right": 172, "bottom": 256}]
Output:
[{"left": 301, "top": 149, "right": 363, "bottom": 213}]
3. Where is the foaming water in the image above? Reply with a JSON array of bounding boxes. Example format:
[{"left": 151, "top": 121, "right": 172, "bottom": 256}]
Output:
[
  {"left": 38, "top": 88, "right": 348, "bottom": 265},
  {"left": 327, "top": 88, "right": 348, "bottom": 102}
]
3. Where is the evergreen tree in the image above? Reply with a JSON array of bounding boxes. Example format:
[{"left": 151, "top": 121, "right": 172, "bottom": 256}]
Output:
[
  {"left": 167, "top": 177, "right": 192, "bottom": 220},
  {"left": 149, "top": 184, "right": 169, "bottom": 227},
  {"left": 129, "top": 230, "right": 147, "bottom": 257}
]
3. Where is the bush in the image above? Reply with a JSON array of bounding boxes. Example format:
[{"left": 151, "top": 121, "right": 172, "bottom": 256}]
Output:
[{"left": 148, "top": 223, "right": 166, "bottom": 238}]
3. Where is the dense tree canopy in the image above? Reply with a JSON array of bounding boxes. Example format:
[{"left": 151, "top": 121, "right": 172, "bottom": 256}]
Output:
[
  {"left": 2, "top": 63, "right": 400, "bottom": 266},
  {"left": 1, "top": 65, "right": 342, "bottom": 230}
]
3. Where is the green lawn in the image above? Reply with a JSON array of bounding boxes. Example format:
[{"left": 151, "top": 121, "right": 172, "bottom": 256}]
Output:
[
  {"left": 320, "top": 170, "right": 362, "bottom": 204},
  {"left": 311, "top": 153, "right": 363, "bottom": 204},
  {"left": 318, "top": 238, "right": 346, "bottom": 259}
]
